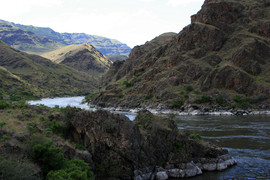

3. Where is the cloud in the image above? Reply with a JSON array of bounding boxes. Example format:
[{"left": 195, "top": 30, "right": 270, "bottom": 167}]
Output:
[{"left": 167, "top": 0, "right": 204, "bottom": 7}]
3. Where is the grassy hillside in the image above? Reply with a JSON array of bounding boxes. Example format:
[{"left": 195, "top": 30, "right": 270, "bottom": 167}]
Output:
[
  {"left": 41, "top": 43, "right": 112, "bottom": 74},
  {"left": 0, "top": 41, "right": 98, "bottom": 98}
]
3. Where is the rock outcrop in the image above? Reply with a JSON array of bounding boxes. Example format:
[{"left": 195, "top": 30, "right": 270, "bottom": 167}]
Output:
[
  {"left": 69, "top": 110, "right": 236, "bottom": 179},
  {"left": 91, "top": 0, "right": 270, "bottom": 109}
]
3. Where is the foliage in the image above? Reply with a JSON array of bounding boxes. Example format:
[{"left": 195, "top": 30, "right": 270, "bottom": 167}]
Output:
[
  {"left": 0, "top": 157, "right": 40, "bottom": 180},
  {"left": 172, "top": 99, "right": 184, "bottom": 108},
  {"left": 185, "top": 85, "right": 193, "bottom": 93},
  {"left": 173, "top": 142, "right": 185, "bottom": 153},
  {"left": 250, "top": 94, "right": 269, "bottom": 103},
  {"left": 0, "top": 134, "right": 9, "bottom": 143},
  {"left": 47, "top": 159, "right": 94, "bottom": 180},
  {"left": 0, "top": 121, "right": 7, "bottom": 129},
  {"left": 215, "top": 96, "right": 227, "bottom": 106},
  {"left": 233, "top": 95, "right": 250, "bottom": 109},
  {"left": 85, "top": 91, "right": 98, "bottom": 102},
  {"left": 31, "top": 141, "right": 66, "bottom": 174},
  {"left": 120, "top": 81, "right": 132, "bottom": 88},
  {"left": 194, "top": 96, "right": 212, "bottom": 104},
  {"left": 189, "top": 134, "right": 202, "bottom": 140},
  {"left": 145, "top": 94, "right": 154, "bottom": 100},
  {"left": 46, "top": 120, "right": 65, "bottom": 136},
  {"left": 26, "top": 122, "right": 39, "bottom": 134},
  {"left": 0, "top": 100, "right": 9, "bottom": 109},
  {"left": 75, "top": 144, "right": 87, "bottom": 151}
]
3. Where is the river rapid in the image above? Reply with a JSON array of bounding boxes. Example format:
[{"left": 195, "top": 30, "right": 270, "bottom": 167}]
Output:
[{"left": 28, "top": 96, "right": 270, "bottom": 179}]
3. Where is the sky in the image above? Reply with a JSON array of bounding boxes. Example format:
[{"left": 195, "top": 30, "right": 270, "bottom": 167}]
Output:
[{"left": 0, "top": 0, "right": 205, "bottom": 48}]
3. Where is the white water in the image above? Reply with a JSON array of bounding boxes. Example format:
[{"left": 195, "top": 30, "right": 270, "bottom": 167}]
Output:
[{"left": 27, "top": 96, "right": 136, "bottom": 120}]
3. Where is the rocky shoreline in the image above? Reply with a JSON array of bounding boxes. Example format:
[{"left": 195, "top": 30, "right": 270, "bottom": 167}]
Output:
[
  {"left": 135, "top": 154, "right": 237, "bottom": 180},
  {"left": 101, "top": 105, "right": 270, "bottom": 117}
]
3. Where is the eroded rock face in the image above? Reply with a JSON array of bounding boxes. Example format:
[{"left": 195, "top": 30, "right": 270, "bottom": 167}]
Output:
[
  {"left": 69, "top": 110, "right": 236, "bottom": 179},
  {"left": 91, "top": 0, "right": 270, "bottom": 109}
]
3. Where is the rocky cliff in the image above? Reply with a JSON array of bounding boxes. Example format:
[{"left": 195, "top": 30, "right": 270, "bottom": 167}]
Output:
[
  {"left": 69, "top": 109, "right": 236, "bottom": 179},
  {"left": 91, "top": 0, "right": 270, "bottom": 110},
  {"left": 41, "top": 43, "right": 112, "bottom": 74}
]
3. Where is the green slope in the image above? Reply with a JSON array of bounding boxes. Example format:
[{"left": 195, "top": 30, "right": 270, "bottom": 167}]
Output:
[{"left": 0, "top": 41, "right": 98, "bottom": 98}]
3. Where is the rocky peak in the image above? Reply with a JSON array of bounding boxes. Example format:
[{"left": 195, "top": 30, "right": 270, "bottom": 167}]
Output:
[{"left": 91, "top": 0, "right": 270, "bottom": 109}]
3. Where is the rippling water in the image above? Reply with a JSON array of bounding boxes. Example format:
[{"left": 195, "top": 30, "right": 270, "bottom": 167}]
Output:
[
  {"left": 174, "top": 115, "right": 270, "bottom": 180},
  {"left": 28, "top": 97, "right": 270, "bottom": 179}
]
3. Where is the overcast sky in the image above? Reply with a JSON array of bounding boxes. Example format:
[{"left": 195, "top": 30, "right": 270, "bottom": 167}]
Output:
[{"left": 0, "top": 0, "right": 204, "bottom": 47}]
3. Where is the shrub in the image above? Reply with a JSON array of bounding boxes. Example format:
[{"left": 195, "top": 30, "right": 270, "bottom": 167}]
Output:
[
  {"left": 215, "top": 96, "right": 227, "bottom": 106},
  {"left": 121, "top": 81, "right": 132, "bottom": 88},
  {"left": 233, "top": 95, "right": 250, "bottom": 109},
  {"left": 0, "top": 134, "right": 9, "bottom": 143},
  {"left": 32, "top": 141, "right": 66, "bottom": 174},
  {"left": 0, "top": 157, "right": 40, "bottom": 180},
  {"left": 189, "top": 134, "right": 202, "bottom": 140},
  {"left": 185, "top": 85, "right": 193, "bottom": 93},
  {"left": 173, "top": 142, "right": 185, "bottom": 153},
  {"left": 0, "top": 100, "right": 9, "bottom": 109},
  {"left": 46, "top": 120, "right": 65, "bottom": 136},
  {"left": 47, "top": 159, "right": 93, "bottom": 180},
  {"left": 194, "top": 96, "right": 212, "bottom": 104},
  {"left": 172, "top": 99, "right": 184, "bottom": 108},
  {"left": 145, "top": 94, "right": 154, "bottom": 100},
  {"left": 0, "top": 121, "right": 7, "bottom": 129},
  {"left": 26, "top": 122, "right": 39, "bottom": 134}
]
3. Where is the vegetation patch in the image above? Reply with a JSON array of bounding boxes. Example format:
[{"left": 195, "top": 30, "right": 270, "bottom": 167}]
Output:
[
  {"left": 194, "top": 96, "right": 212, "bottom": 104},
  {"left": 172, "top": 99, "right": 184, "bottom": 108},
  {"left": 189, "top": 134, "right": 202, "bottom": 140}
]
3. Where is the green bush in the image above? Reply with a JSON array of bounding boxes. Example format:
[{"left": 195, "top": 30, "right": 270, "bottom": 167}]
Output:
[
  {"left": 0, "top": 100, "right": 9, "bottom": 109},
  {"left": 215, "top": 96, "right": 227, "bottom": 106},
  {"left": 185, "top": 85, "right": 193, "bottom": 93},
  {"left": 47, "top": 159, "right": 93, "bottom": 180},
  {"left": 120, "top": 81, "right": 132, "bottom": 88},
  {"left": 194, "top": 96, "right": 212, "bottom": 104},
  {"left": 0, "top": 121, "right": 7, "bottom": 129},
  {"left": 189, "top": 134, "right": 202, "bottom": 140},
  {"left": 46, "top": 120, "right": 65, "bottom": 136},
  {"left": 27, "top": 122, "right": 39, "bottom": 134},
  {"left": 0, "top": 134, "right": 9, "bottom": 143},
  {"left": 32, "top": 141, "right": 66, "bottom": 174},
  {"left": 145, "top": 94, "right": 154, "bottom": 100},
  {"left": 0, "top": 157, "right": 40, "bottom": 180},
  {"left": 172, "top": 99, "right": 184, "bottom": 108},
  {"left": 233, "top": 95, "right": 250, "bottom": 109},
  {"left": 173, "top": 142, "right": 185, "bottom": 153}
]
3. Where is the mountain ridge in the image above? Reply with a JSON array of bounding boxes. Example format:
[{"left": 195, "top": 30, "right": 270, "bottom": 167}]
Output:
[{"left": 0, "top": 19, "right": 131, "bottom": 56}]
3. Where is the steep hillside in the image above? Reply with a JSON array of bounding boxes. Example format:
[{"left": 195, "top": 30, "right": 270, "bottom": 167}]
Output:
[
  {"left": 91, "top": 0, "right": 270, "bottom": 109},
  {"left": 0, "top": 23, "right": 64, "bottom": 54},
  {"left": 41, "top": 43, "right": 112, "bottom": 74},
  {"left": 0, "top": 41, "right": 98, "bottom": 98},
  {"left": 107, "top": 55, "right": 128, "bottom": 62},
  {"left": 0, "top": 20, "right": 132, "bottom": 56}
]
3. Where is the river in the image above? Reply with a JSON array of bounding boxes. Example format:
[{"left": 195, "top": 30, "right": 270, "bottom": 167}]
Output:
[{"left": 28, "top": 96, "right": 270, "bottom": 179}]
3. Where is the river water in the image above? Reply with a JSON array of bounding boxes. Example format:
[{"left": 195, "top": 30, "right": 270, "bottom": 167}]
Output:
[{"left": 28, "top": 97, "right": 270, "bottom": 179}]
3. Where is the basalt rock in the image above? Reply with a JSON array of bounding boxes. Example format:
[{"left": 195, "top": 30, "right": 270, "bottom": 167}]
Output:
[
  {"left": 69, "top": 109, "right": 235, "bottom": 179},
  {"left": 91, "top": 0, "right": 270, "bottom": 109}
]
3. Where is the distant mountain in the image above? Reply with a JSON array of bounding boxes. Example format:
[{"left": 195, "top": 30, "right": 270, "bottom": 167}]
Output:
[
  {"left": 0, "top": 19, "right": 131, "bottom": 56},
  {"left": 0, "top": 22, "right": 64, "bottom": 54},
  {"left": 41, "top": 43, "right": 112, "bottom": 74},
  {"left": 90, "top": 0, "right": 270, "bottom": 109},
  {"left": 0, "top": 40, "right": 98, "bottom": 98}
]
